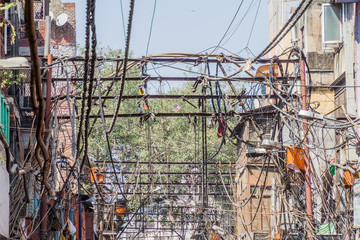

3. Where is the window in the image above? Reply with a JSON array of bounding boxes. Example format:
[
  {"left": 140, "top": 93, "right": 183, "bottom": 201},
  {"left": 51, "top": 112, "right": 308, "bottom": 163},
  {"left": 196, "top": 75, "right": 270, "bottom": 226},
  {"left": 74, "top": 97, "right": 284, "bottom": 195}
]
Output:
[
  {"left": 322, "top": 4, "right": 342, "bottom": 44},
  {"left": 33, "top": 0, "right": 44, "bottom": 20},
  {"left": 334, "top": 78, "right": 346, "bottom": 119}
]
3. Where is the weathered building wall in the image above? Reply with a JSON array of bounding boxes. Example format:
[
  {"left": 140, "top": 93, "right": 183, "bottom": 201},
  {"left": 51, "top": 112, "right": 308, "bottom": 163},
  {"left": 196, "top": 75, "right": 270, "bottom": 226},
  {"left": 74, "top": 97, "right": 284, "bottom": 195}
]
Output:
[
  {"left": 19, "top": 0, "right": 76, "bottom": 57},
  {"left": 234, "top": 116, "right": 282, "bottom": 238},
  {"left": 0, "top": 143, "right": 10, "bottom": 238},
  {"left": 234, "top": 0, "right": 341, "bottom": 237},
  {"left": 46, "top": 0, "right": 77, "bottom": 192},
  {"left": 49, "top": 2, "right": 76, "bottom": 57},
  {"left": 267, "top": 0, "right": 292, "bottom": 58},
  {"left": 334, "top": 3, "right": 356, "bottom": 117}
]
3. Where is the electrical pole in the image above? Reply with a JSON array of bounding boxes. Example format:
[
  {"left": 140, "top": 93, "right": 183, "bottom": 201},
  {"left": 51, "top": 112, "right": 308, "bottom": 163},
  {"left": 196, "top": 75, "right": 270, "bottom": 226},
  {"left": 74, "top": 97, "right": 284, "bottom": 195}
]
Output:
[{"left": 300, "top": 59, "right": 313, "bottom": 239}]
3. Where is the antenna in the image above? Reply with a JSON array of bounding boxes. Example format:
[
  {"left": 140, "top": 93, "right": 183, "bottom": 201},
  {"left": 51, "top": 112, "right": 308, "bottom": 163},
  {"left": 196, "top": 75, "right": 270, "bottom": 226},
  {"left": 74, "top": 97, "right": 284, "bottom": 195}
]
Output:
[{"left": 56, "top": 13, "right": 68, "bottom": 26}]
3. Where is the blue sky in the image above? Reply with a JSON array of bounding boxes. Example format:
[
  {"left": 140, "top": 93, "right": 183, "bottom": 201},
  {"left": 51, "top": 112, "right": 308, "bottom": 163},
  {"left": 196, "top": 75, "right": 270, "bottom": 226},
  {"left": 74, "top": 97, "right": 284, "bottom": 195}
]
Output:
[{"left": 62, "top": 0, "right": 269, "bottom": 58}]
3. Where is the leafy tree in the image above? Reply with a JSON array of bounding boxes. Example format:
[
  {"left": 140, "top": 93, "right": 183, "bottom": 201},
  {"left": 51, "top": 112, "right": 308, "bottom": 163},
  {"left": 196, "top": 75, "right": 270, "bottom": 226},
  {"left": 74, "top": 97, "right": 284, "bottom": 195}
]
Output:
[{"left": 79, "top": 46, "right": 237, "bottom": 233}]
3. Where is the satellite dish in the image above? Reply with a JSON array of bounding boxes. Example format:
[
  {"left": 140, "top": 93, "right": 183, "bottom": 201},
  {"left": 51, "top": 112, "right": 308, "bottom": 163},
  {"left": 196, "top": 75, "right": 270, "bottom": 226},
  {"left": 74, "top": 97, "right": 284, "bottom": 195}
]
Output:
[
  {"left": 49, "top": 11, "right": 54, "bottom": 21},
  {"left": 56, "top": 13, "right": 68, "bottom": 26}
]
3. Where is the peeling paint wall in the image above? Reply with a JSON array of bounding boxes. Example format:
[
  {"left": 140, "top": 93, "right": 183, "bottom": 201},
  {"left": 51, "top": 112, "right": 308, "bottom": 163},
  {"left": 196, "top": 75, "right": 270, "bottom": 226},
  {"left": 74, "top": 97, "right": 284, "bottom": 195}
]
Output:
[{"left": 0, "top": 143, "right": 10, "bottom": 238}]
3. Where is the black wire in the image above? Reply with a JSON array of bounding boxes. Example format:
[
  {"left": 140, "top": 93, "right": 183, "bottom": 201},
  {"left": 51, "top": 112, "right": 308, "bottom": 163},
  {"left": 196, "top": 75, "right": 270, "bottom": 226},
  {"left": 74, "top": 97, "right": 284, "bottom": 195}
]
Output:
[
  {"left": 76, "top": 0, "right": 91, "bottom": 159},
  {"left": 145, "top": 0, "right": 157, "bottom": 56},
  {"left": 246, "top": 0, "right": 261, "bottom": 48},
  {"left": 96, "top": 81, "right": 128, "bottom": 201},
  {"left": 253, "top": 0, "right": 313, "bottom": 61},
  {"left": 222, "top": 0, "right": 257, "bottom": 48},
  {"left": 119, "top": 0, "right": 126, "bottom": 39},
  {"left": 205, "top": 80, "right": 226, "bottom": 164},
  {"left": 212, "top": 0, "right": 245, "bottom": 53},
  {"left": 108, "top": 0, "right": 136, "bottom": 133}
]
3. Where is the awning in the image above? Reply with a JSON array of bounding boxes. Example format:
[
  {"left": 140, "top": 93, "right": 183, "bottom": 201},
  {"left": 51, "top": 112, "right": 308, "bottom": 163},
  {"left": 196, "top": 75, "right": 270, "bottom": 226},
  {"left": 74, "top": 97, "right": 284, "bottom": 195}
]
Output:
[{"left": 0, "top": 57, "right": 30, "bottom": 69}]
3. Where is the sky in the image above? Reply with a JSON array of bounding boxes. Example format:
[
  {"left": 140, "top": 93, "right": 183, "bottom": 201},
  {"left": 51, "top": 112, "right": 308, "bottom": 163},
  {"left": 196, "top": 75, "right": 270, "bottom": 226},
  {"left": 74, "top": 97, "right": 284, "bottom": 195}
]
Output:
[{"left": 62, "top": 0, "right": 269, "bottom": 59}]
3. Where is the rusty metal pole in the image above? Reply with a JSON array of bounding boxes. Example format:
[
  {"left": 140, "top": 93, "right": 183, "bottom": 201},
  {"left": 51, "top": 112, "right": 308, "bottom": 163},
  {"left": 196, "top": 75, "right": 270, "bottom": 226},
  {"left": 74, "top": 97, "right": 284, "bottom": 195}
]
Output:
[
  {"left": 300, "top": 59, "right": 313, "bottom": 239},
  {"left": 40, "top": 54, "right": 52, "bottom": 240}
]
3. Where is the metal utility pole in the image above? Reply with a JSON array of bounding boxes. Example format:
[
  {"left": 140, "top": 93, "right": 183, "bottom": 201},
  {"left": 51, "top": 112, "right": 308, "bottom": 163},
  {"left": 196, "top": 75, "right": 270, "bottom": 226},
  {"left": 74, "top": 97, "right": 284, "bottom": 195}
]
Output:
[
  {"left": 300, "top": 59, "right": 313, "bottom": 239},
  {"left": 40, "top": 50, "right": 52, "bottom": 240},
  {"left": 40, "top": 0, "right": 52, "bottom": 235}
]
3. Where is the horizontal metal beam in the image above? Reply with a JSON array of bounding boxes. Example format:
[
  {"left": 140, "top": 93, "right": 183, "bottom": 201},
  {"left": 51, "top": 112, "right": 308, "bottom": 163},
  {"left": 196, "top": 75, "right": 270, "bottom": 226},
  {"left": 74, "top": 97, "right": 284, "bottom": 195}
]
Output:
[
  {"left": 54, "top": 94, "right": 294, "bottom": 101},
  {"left": 97, "top": 182, "right": 231, "bottom": 186},
  {"left": 109, "top": 227, "right": 191, "bottom": 231},
  {"left": 117, "top": 192, "right": 231, "bottom": 196},
  {"left": 48, "top": 76, "right": 294, "bottom": 82},
  {"left": 57, "top": 56, "right": 221, "bottom": 63},
  {"left": 120, "top": 220, "right": 205, "bottom": 224},
  {"left": 132, "top": 212, "right": 220, "bottom": 216},
  {"left": 94, "top": 161, "right": 234, "bottom": 165},
  {"left": 54, "top": 56, "right": 299, "bottom": 64},
  {"left": 102, "top": 171, "right": 233, "bottom": 175},
  {"left": 59, "top": 111, "right": 276, "bottom": 119}
]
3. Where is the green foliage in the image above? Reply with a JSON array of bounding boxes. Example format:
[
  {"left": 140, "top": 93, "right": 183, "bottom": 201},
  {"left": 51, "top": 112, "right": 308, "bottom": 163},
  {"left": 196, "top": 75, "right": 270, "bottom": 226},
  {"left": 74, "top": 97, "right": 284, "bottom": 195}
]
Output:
[
  {"left": 79, "top": 46, "right": 236, "bottom": 225},
  {"left": 0, "top": 2, "right": 20, "bottom": 45},
  {"left": 0, "top": 70, "right": 26, "bottom": 89},
  {"left": 0, "top": 2, "right": 16, "bottom": 10}
]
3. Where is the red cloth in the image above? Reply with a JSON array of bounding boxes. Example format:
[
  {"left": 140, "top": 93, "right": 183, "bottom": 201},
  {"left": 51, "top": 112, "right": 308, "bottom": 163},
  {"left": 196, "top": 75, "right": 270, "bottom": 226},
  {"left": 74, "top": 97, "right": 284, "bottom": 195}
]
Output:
[{"left": 217, "top": 117, "right": 225, "bottom": 138}]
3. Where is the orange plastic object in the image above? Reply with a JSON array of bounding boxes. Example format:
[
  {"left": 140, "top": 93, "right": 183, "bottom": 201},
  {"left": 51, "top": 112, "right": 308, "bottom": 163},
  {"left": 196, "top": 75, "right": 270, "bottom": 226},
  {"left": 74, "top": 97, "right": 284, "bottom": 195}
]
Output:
[
  {"left": 115, "top": 205, "right": 126, "bottom": 215},
  {"left": 286, "top": 146, "right": 305, "bottom": 171},
  {"left": 91, "top": 167, "right": 104, "bottom": 183},
  {"left": 256, "top": 63, "right": 279, "bottom": 77},
  {"left": 210, "top": 233, "right": 220, "bottom": 240},
  {"left": 344, "top": 167, "right": 360, "bottom": 187}
]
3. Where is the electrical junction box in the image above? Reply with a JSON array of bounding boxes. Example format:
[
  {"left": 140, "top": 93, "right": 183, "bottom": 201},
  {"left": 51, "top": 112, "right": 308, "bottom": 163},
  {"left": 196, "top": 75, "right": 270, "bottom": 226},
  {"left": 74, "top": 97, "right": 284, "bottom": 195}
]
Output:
[
  {"left": 298, "top": 110, "right": 323, "bottom": 120},
  {"left": 286, "top": 146, "right": 305, "bottom": 172}
]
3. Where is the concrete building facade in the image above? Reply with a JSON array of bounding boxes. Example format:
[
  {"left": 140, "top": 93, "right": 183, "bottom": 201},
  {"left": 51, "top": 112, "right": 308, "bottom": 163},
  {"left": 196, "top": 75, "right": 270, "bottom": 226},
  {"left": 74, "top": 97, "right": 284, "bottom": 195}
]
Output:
[{"left": 235, "top": 0, "right": 360, "bottom": 238}]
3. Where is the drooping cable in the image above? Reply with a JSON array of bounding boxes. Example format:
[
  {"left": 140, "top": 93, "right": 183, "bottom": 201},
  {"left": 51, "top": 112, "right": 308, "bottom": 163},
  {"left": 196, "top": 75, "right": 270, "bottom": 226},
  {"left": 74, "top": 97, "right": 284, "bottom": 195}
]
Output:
[
  {"left": 245, "top": 0, "right": 261, "bottom": 48},
  {"left": 81, "top": 0, "right": 98, "bottom": 173},
  {"left": 97, "top": 80, "right": 128, "bottom": 200},
  {"left": 145, "top": 0, "right": 157, "bottom": 57},
  {"left": 108, "top": 0, "right": 136, "bottom": 134},
  {"left": 253, "top": 0, "right": 313, "bottom": 61},
  {"left": 212, "top": 0, "right": 245, "bottom": 53},
  {"left": 76, "top": 0, "right": 92, "bottom": 160}
]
